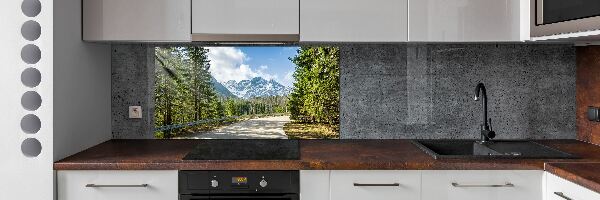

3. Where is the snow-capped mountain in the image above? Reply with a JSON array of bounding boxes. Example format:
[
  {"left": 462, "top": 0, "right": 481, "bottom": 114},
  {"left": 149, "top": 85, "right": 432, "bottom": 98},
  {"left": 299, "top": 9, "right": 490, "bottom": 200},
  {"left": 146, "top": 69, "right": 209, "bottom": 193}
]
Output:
[
  {"left": 211, "top": 76, "right": 236, "bottom": 98},
  {"left": 223, "top": 77, "right": 291, "bottom": 99}
]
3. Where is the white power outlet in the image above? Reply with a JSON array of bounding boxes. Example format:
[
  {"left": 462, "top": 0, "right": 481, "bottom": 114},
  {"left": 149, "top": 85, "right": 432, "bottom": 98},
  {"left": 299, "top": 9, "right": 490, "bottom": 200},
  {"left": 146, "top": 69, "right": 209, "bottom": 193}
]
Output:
[{"left": 129, "top": 106, "right": 142, "bottom": 119}]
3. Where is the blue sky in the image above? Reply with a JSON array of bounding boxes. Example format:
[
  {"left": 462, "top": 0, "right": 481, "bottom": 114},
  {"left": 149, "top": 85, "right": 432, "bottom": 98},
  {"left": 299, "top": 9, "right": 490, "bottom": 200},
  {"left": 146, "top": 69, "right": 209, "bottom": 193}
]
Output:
[{"left": 206, "top": 46, "right": 299, "bottom": 87}]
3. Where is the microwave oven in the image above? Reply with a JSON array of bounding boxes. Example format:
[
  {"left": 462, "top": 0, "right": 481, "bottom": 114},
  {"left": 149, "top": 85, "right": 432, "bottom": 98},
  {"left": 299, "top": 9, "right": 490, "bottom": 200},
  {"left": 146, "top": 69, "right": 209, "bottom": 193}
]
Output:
[{"left": 532, "top": 0, "right": 600, "bottom": 37}]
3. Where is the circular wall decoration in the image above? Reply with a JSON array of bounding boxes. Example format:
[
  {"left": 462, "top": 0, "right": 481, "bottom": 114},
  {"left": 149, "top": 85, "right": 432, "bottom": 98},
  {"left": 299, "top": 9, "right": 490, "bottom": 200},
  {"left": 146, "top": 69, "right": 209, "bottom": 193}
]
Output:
[
  {"left": 21, "top": 0, "right": 41, "bottom": 17},
  {"left": 21, "top": 44, "right": 41, "bottom": 64},
  {"left": 21, "top": 20, "right": 41, "bottom": 41},
  {"left": 20, "top": 114, "right": 41, "bottom": 134},
  {"left": 21, "top": 91, "right": 42, "bottom": 111},
  {"left": 21, "top": 68, "right": 41, "bottom": 88},
  {"left": 21, "top": 138, "right": 42, "bottom": 157}
]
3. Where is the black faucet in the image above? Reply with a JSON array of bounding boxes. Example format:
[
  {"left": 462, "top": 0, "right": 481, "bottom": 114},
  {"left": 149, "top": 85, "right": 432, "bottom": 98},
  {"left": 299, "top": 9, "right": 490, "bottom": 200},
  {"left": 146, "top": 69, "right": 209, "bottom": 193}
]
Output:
[{"left": 474, "top": 83, "right": 495, "bottom": 143}]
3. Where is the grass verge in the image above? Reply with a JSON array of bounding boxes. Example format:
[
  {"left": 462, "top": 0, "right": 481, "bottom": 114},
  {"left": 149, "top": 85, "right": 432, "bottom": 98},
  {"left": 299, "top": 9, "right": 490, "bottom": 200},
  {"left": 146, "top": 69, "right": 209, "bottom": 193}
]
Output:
[{"left": 283, "top": 121, "right": 339, "bottom": 139}]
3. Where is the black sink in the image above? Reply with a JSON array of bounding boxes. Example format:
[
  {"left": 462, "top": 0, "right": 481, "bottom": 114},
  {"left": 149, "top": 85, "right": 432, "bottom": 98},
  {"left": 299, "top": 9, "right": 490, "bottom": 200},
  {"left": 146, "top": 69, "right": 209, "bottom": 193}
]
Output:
[{"left": 411, "top": 140, "right": 577, "bottom": 159}]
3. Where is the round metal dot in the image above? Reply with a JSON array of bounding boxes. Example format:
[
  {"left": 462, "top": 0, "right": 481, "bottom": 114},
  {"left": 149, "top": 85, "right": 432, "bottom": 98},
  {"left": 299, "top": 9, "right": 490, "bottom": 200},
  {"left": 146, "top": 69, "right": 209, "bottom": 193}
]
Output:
[
  {"left": 21, "top": 0, "right": 41, "bottom": 17},
  {"left": 21, "top": 138, "right": 42, "bottom": 157},
  {"left": 21, "top": 68, "right": 41, "bottom": 87},
  {"left": 21, "top": 20, "right": 41, "bottom": 41},
  {"left": 21, "top": 91, "right": 42, "bottom": 111},
  {"left": 21, "top": 44, "right": 41, "bottom": 64},
  {"left": 21, "top": 114, "right": 41, "bottom": 134}
]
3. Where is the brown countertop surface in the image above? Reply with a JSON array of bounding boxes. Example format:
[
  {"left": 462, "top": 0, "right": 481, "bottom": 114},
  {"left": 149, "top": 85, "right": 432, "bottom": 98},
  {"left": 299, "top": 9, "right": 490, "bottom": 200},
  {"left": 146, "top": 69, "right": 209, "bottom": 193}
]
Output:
[
  {"left": 54, "top": 139, "right": 600, "bottom": 192},
  {"left": 545, "top": 162, "right": 600, "bottom": 194},
  {"left": 55, "top": 139, "right": 600, "bottom": 171}
]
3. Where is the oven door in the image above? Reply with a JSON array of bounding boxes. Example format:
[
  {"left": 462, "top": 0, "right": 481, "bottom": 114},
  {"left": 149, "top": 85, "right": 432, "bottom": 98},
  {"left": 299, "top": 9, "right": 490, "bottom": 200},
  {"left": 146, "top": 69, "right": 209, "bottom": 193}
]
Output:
[
  {"left": 533, "top": 0, "right": 600, "bottom": 37},
  {"left": 180, "top": 194, "right": 299, "bottom": 200}
]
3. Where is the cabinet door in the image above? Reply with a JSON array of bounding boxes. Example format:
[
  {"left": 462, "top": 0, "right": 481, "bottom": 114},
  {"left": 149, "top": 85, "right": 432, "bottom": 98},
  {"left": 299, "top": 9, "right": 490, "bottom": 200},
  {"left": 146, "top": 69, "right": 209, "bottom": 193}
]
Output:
[
  {"left": 409, "top": 0, "right": 529, "bottom": 42},
  {"left": 546, "top": 172, "right": 600, "bottom": 200},
  {"left": 421, "top": 170, "right": 543, "bottom": 200},
  {"left": 192, "top": 0, "right": 299, "bottom": 41},
  {"left": 57, "top": 170, "right": 178, "bottom": 200},
  {"left": 300, "top": 171, "right": 330, "bottom": 200},
  {"left": 330, "top": 170, "right": 420, "bottom": 200},
  {"left": 83, "top": 0, "right": 191, "bottom": 41},
  {"left": 300, "top": 0, "right": 408, "bottom": 42}
]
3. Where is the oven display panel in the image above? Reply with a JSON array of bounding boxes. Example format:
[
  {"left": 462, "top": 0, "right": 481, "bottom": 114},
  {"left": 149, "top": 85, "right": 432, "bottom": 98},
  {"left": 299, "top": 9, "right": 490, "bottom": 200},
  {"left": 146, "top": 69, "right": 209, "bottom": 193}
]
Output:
[{"left": 232, "top": 177, "right": 248, "bottom": 186}]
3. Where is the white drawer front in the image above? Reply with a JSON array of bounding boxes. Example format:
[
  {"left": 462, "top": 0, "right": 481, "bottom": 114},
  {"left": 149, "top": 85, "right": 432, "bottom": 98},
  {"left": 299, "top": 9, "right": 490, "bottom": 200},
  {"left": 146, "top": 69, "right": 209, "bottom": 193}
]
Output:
[
  {"left": 546, "top": 172, "right": 600, "bottom": 200},
  {"left": 330, "top": 170, "right": 420, "bottom": 200},
  {"left": 422, "top": 170, "right": 543, "bottom": 200},
  {"left": 57, "top": 170, "right": 178, "bottom": 200}
]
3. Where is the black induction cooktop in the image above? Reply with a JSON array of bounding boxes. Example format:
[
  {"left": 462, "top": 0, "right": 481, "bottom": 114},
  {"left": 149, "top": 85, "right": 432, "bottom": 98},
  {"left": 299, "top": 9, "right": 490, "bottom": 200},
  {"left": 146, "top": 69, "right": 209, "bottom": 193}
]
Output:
[{"left": 182, "top": 139, "right": 300, "bottom": 160}]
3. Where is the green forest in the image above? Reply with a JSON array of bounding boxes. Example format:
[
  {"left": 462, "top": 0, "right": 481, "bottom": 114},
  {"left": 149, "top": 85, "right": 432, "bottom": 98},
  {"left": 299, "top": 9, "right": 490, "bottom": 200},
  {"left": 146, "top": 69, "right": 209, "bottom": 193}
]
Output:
[
  {"left": 285, "top": 47, "right": 340, "bottom": 139},
  {"left": 154, "top": 46, "right": 339, "bottom": 139}
]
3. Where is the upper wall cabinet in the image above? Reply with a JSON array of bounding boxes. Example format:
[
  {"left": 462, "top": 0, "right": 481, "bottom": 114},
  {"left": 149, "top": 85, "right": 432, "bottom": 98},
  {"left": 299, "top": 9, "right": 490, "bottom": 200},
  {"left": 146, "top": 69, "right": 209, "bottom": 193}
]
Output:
[
  {"left": 83, "top": 0, "right": 191, "bottom": 42},
  {"left": 300, "top": 0, "right": 408, "bottom": 42},
  {"left": 409, "top": 0, "right": 530, "bottom": 42},
  {"left": 191, "top": 0, "right": 299, "bottom": 42}
]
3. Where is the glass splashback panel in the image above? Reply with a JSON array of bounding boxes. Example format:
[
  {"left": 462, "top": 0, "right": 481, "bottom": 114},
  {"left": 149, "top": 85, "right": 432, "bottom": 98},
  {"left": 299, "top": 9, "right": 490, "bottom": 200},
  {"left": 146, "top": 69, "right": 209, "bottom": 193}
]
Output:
[{"left": 154, "top": 46, "right": 339, "bottom": 139}]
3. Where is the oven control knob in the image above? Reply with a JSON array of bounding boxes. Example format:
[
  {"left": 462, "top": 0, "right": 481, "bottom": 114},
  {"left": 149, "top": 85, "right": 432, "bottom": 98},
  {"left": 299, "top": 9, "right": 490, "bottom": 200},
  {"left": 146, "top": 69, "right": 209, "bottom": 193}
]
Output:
[
  {"left": 259, "top": 179, "right": 268, "bottom": 188},
  {"left": 210, "top": 180, "right": 219, "bottom": 188}
]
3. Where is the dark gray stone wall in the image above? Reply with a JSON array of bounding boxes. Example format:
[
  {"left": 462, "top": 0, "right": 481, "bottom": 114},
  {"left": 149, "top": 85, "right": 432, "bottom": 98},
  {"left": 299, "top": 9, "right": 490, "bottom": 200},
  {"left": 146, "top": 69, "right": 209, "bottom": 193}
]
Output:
[
  {"left": 111, "top": 44, "right": 155, "bottom": 139},
  {"left": 340, "top": 44, "right": 576, "bottom": 139},
  {"left": 111, "top": 44, "right": 576, "bottom": 139}
]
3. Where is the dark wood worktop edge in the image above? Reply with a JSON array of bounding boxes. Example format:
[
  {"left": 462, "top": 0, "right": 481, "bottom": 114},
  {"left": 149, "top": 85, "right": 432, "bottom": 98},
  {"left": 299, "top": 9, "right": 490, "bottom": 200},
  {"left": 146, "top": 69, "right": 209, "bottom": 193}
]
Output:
[{"left": 545, "top": 162, "right": 600, "bottom": 194}]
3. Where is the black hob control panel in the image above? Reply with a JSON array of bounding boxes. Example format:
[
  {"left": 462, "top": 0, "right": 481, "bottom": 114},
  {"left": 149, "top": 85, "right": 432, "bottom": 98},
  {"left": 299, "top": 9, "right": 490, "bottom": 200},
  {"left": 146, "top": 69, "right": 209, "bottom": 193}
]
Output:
[{"left": 179, "top": 171, "right": 299, "bottom": 195}]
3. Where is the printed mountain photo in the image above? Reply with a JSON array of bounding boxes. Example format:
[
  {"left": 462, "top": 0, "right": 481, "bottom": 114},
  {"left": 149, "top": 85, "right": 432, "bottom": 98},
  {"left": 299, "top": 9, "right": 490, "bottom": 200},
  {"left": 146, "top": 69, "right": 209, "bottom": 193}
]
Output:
[{"left": 154, "top": 46, "right": 339, "bottom": 139}]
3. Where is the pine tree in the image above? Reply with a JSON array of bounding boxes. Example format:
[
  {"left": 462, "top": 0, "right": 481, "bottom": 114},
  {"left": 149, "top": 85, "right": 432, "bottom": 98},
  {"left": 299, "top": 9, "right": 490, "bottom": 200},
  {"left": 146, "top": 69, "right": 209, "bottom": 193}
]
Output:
[{"left": 288, "top": 47, "right": 340, "bottom": 125}]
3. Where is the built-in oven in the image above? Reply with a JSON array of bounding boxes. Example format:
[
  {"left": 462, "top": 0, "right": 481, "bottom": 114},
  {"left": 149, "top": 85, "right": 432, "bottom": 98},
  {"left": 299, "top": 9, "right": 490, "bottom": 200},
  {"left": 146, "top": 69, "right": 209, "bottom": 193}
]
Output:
[
  {"left": 532, "top": 0, "right": 600, "bottom": 37},
  {"left": 179, "top": 171, "right": 299, "bottom": 200}
]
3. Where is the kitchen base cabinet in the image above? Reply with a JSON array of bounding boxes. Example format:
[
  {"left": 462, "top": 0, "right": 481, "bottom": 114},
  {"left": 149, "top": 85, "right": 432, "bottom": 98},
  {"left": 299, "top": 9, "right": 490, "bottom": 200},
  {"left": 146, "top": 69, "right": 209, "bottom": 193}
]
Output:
[
  {"left": 330, "top": 170, "right": 420, "bottom": 200},
  {"left": 57, "top": 170, "right": 178, "bottom": 200},
  {"left": 300, "top": 171, "right": 330, "bottom": 200},
  {"left": 546, "top": 172, "right": 600, "bottom": 200},
  {"left": 421, "top": 170, "right": 543, "bottom": 200}
]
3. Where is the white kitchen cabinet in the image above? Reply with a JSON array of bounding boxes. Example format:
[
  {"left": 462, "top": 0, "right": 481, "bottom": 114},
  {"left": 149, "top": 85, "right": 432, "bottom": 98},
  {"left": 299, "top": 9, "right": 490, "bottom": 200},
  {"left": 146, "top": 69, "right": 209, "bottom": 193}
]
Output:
[
  {"left": 300, "top": 171, "right": 330, "bottom": 200},
  {"left": 191, "top": 0, "right": 299, "bottom": 41},
  {"left": 57, "top": 170, "right": 178, "bottom": 200},
  {"left": 300, "top": 0, "right": 408, "bottom": 42},
  {"left": 409, "top": 0, "right": 529, "bottom": 42},
  {"left": 83, "top": 0, "right": 191, "bottom": 41},
  {"left": 329, "top": 170, "right": 420, "bottom": 200},
  {"left": 421, "top": 170, "right": 543, "bottom": 200},
  {"left": 546, "top": 172, "right": 600, "bottom": 200}
]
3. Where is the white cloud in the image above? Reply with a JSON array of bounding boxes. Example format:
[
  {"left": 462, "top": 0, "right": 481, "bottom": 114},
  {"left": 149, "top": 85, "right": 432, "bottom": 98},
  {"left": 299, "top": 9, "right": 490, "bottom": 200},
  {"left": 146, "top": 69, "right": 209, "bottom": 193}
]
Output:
[
  {"left": 206, "top": 47, "right": 279, "bottom": 83},
  {"left": 281, "top": 70, "right": 295, "bottom": 87}
]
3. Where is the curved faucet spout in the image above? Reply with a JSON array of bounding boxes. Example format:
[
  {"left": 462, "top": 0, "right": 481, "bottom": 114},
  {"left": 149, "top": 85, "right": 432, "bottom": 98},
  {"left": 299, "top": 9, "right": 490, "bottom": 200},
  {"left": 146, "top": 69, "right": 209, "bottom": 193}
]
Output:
[
  {"left": 474, "top": 83, "right": 488, "bottom": 129},
  {"left": 474, "top": 83, "right": 494, "bottom": 142}
]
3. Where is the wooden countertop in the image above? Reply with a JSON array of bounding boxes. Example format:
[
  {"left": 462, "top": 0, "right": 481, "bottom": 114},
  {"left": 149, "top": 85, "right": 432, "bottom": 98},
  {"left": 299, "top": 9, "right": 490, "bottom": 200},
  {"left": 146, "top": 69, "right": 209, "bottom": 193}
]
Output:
[
  {"left": 545, "top": 162, "right": 600, "bottom": 194},
  {"left": 54, "top": 139, "right": 600, "bottom": 170},
  {"left": 54, "top": 139, "right": 600, "bottom": 193}
]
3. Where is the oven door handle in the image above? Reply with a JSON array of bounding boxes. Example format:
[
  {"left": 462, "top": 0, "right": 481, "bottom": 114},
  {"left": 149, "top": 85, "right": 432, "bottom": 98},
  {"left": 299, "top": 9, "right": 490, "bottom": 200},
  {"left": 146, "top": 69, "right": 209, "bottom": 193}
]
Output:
[{"left": 180, "top": 194, "right": 298, "bottom": 200}]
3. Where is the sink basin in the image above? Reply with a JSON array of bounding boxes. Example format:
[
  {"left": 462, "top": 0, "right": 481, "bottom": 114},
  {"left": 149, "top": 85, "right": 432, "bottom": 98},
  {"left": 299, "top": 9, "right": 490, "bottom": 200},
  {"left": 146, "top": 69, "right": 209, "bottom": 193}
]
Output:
[{"left": 411, "top": 140, "right": 577, "bottom": 159}]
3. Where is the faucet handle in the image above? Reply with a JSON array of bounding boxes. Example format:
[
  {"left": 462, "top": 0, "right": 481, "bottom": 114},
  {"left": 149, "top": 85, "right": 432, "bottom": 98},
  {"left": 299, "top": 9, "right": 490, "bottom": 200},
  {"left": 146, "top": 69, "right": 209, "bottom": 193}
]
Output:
[
  {"left": 487, "top": 130, "right": 496, "bottom": 139},
  {"left": 488, "top": 118, "right": 496, "bottom": 139}
]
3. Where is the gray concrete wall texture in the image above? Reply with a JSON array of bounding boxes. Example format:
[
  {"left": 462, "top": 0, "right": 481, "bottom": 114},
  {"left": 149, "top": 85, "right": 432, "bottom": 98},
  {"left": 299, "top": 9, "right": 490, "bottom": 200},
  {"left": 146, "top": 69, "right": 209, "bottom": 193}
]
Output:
[
  {"left": 340, "top": 44, "right": 576, "bottom": 139},
  {"left": 111, "top": 44, "right": 156, "bottom": 139},
  {"left": 112, "top": 44, "right": 576, "bottom": 139}
]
